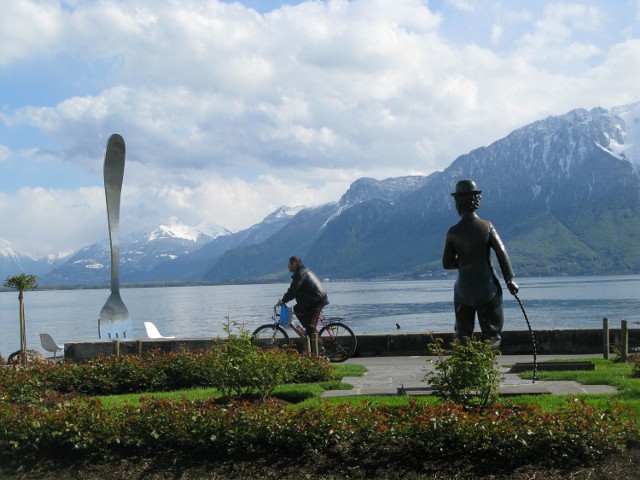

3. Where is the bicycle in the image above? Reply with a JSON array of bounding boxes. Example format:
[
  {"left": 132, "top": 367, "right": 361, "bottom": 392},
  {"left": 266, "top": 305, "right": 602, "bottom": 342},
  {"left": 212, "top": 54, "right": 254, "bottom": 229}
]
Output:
[{"left": 251, "top": 305, "right": 357, "bottom": 363}]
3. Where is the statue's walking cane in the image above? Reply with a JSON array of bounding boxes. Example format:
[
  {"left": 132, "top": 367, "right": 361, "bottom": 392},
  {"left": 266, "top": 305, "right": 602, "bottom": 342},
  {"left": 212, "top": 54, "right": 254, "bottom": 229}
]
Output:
[{"left": 513, "top": 292, "right": 538, "bottom": 383}]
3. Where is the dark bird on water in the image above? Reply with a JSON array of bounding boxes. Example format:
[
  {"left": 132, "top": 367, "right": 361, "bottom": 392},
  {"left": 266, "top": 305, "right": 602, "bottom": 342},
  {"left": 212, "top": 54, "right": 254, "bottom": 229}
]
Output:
[{"left": 396, "top": 323, "right": 401, "bottom": 329}]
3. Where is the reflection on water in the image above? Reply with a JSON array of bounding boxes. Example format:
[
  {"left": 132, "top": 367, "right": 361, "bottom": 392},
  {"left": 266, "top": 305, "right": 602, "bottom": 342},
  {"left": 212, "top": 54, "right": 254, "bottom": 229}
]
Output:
[{"left": 0, "top": 275, "right": 638, "bottom": 357}]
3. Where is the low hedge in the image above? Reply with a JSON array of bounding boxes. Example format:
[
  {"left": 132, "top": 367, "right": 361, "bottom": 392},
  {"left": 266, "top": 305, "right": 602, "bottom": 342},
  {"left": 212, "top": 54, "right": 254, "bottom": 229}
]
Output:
[
  {"left": 1, "top": 345, "right": 639, "bottom": 467},
  {"left": 0, "top": 396, "right": 637, "bottom": 468},
  {"left": 0, "top": 345, "right": 334, "bottom": 402}
]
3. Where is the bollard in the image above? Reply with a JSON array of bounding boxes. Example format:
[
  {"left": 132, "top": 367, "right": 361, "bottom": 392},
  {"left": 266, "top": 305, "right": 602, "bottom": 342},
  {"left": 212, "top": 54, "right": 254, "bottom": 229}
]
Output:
[
  {"left": 137, "top": 340, "right": 143, "bottom": 356},
  {"left": 622, "top": 320, "right": 629, "bottom": 362},
  {"left": 603, "top": 317, "right": 609, "bottom": 360}
]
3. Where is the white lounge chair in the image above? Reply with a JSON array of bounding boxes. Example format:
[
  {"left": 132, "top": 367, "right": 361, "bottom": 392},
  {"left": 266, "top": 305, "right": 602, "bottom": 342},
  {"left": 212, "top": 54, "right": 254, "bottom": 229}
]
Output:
[
  {"left": 144, "top": 322, "right": 175, "bottom": 339},
  {"left": 40, "top": 333, "right": 63, "bottom": 358}
]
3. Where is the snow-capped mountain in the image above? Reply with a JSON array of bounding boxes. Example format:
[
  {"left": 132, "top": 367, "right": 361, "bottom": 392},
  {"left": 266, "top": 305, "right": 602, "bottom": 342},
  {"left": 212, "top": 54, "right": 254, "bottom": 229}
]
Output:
[
  {"left": 40, "top": 206, "right": 307, "bottom": 285},
  {"left": 42, "top": 224, "right": 222, "bottom": 286},
  {"left": 28, "top": 101, "right": 640, "bottom": 285},
  {"left": 192, "top": 221, "right": 233, "bottom": 239},
  {"left": 205, "top": 103, "right": 640, "bottom": 281},
  {"left": 263, "top": 205, "right": 306, "bottom": 223},
  {"left": 338, "top": 176, "right": 428, "bottom": 209},
  {"left": 126, "top": 225, "right": 221, "bottom": 268},
  {"left": 144, "top": 206, "right": 306, "bottom": 282},
  {"left": 611, "top": 102, "right": 640, "bottom": 173},
  {"left": 321, "top": 176, "right": 429, "bottom": 228},
  {"left": 426, "top": 105, "right": 635, "bottom": 214},
  {"left": 0, "top": 245, "right": 69, "bottom": 280}
]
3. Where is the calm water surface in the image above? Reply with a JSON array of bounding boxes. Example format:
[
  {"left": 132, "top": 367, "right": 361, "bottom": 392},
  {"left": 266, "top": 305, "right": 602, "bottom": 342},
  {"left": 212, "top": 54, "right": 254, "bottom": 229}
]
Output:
[{"left": 0, "top": 275, "right": 638, "bottom": 357}]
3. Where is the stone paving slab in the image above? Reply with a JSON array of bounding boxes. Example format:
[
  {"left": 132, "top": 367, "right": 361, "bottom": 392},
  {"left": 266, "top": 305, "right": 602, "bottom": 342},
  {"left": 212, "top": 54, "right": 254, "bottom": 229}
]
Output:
[{"left": 322, "top": 354, "right": 618, "bottom": 398}]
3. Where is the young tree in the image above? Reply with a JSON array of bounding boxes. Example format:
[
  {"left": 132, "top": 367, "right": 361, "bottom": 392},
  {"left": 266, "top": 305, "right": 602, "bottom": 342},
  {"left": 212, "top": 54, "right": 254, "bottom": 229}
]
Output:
[{"left": 3, "top": 274, "right": 39, "bottom": 366}]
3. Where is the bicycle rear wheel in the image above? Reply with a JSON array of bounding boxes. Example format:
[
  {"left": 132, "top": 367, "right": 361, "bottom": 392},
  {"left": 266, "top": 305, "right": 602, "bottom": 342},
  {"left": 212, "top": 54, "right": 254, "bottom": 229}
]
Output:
[
  {"left": 251, "top": 324, "right": 289, "bottom": 349},
  {"left": 318, "top": 322, "right": 357, "bottom": 362}
]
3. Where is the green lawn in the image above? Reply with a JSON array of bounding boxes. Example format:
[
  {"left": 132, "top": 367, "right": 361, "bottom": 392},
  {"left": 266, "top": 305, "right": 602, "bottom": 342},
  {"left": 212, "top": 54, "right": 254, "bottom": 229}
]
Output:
[
  {"left": 97, "top": 358, "right": 640, "bottom": 417},
  {"left": 97, "top": 363, "right": 367, "bottom": 408},
  {"left": 301, "top": 357, "right": 640, "bottom": 415},
  {"left": 510, "top": 357, "right": 640, "bottom": 416}
]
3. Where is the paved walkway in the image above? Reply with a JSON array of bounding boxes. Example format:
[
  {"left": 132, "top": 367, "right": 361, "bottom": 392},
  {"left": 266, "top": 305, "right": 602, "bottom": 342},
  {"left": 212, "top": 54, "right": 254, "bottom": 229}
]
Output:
[{"left": 322, "top": 354, "right": 618, "bottom": 398}]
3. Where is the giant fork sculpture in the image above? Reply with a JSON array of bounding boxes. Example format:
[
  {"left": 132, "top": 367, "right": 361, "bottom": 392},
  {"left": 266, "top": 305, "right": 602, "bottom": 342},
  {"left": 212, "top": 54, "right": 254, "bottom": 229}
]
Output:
[{"left": 98, "top": 133, "right": 131, "bottom": 339}]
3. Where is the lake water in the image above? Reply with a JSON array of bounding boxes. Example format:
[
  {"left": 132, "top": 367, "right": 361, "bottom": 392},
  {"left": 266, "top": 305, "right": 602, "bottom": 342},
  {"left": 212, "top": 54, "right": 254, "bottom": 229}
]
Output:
[{"left": 1, "top": 275, "right": 638, "bottom": 357}]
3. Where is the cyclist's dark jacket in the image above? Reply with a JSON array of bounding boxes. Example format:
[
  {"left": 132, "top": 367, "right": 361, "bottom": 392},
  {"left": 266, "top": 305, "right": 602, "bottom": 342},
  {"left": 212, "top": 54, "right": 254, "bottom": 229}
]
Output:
[{"left": 282, "top": 265, "right": 327, "bottom": 308}]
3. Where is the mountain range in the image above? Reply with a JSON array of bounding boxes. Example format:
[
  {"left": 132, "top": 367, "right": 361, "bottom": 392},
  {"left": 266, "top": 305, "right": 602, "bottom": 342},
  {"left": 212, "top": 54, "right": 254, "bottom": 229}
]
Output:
[{"left": 2, "top": 102, "right": 639, "bottom": 286}]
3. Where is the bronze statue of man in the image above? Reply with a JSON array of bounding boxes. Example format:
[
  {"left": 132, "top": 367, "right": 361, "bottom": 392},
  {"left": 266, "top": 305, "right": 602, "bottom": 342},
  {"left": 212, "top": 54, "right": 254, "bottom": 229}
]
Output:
[{"left": 442, "top": 180, "right": 519, "bottom": 349}]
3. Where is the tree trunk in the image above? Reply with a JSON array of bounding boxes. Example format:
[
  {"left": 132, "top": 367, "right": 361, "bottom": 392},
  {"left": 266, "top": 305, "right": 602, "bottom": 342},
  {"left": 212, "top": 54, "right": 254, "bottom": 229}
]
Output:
[{"left": 19, "top": 290, "right": 26, "bottom": 366}]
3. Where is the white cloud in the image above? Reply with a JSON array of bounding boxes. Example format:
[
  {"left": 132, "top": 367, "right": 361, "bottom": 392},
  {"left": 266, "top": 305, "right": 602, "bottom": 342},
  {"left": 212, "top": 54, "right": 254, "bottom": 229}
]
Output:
[
  {"left": 490, "top": 24, "right": 504, "bottom": 44},
  {"left": 0, "top": 0, "right": 639, "bottom": 256},
  {"left": 0, "top": 0, "right": 64, "bottom": 66},
  {"left": 517, "top": 3, "right": 603, "bottom": 66},
  {"left": 0, "top": 164, "right": 351, "bottom": 256},
  {"left": 0, "top": 145, "right": 10, "bottom": 162},
  {"left": 446, "top": 0, "right": 474, "bottom": 13},
  {"left": 0, "top": 186, "right": 104, "bottom": 257}
]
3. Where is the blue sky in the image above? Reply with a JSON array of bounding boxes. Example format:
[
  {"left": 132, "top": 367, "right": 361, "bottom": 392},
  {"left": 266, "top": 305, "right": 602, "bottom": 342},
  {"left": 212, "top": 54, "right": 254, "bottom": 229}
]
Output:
[{"left": 1, "top": 0, "right": 639, "bottom": 257}]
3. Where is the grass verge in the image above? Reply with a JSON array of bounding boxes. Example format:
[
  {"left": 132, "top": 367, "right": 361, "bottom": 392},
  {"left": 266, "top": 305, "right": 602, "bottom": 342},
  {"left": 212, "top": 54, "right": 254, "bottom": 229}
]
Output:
[
  {"left": 97, "top": 363, "right": 367, "bottom": 408},
  {"left": 96, "top": 357, "right": 640, "bottom": 416},
  {"left": 510, "top": 357, "right": 640, "bottom": 416}
]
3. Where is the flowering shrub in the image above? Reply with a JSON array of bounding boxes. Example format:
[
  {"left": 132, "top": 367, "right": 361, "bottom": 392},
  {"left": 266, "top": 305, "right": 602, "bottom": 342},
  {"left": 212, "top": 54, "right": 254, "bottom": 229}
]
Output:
[
  {"left": 1, "top": 334, "right": 637, "bottom": 468},
  {"left": 0, "top": 345, "right": 333, "bottom": 403},
  {"left": 630, "top": 353, "right": 640, "bottom": 378},
  {"left": 0, "top": 367, "right": 46, "bottom": 404},
  {"left": 0, "top": 397, "right": 636, "bottom": 467}
]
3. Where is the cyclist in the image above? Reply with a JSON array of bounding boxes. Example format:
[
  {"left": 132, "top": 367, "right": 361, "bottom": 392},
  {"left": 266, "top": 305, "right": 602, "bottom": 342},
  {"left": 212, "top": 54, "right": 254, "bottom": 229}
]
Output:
[{"left": 276, "top": 256, "right": 328, "bottom": 338}]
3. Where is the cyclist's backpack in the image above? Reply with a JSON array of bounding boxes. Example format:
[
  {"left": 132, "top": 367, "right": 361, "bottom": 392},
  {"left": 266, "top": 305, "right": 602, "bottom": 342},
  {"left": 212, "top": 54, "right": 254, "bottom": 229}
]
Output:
[{"left": 279, "top": 305, "right": 291, "bottom": 326}]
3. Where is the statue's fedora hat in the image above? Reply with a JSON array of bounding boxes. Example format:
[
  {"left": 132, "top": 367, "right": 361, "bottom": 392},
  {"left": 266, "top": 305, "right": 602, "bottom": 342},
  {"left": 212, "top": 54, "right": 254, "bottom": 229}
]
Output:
[{"left": 451, "top": 179, "right": 482, "bottom": 196}]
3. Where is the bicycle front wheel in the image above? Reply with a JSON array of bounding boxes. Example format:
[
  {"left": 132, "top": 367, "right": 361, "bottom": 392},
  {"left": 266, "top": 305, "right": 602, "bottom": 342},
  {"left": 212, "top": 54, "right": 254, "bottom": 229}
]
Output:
[
  {"left": 318, "top": 322, "right": 357, "bottom": 362},
  {"left": 251, "top": 324, "right": 289, "bottom": 349}
]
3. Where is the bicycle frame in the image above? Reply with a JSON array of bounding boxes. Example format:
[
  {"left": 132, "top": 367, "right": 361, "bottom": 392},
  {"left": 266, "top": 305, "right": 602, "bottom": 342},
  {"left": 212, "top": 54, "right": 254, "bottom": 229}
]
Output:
[
  {"left": 253, "top": 305, "right": 357, "bottom": 362},
  {"left": 285, "top": 310, "right": 345, "bottom": 340}
]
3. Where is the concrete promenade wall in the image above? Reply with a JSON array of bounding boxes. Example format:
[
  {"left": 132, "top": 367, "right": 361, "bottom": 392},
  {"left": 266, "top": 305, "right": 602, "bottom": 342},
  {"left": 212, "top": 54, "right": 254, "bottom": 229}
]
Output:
[{"left": 64, "top": 328, "right": 640, "bottom": 362}]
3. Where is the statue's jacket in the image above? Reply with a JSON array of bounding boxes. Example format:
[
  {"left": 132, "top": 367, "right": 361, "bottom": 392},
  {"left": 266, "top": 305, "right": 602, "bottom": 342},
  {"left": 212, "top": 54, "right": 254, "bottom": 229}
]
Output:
[{"left": 442, "top": 213, "right": 515, "bottom": 307}]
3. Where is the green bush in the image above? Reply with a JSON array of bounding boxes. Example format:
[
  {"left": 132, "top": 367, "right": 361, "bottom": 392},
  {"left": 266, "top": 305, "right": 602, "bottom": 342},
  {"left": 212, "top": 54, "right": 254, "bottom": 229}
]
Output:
[
  {"left": 279, "top": 347, "right": 334, "bottom": 384},
  {"left": 629, "top": 353, "right": 640, "bottom": 378},
  {"left": 209, "top": 321, "right": 333, "bottom": 399},
  {"left": 0, "top": 344, "right": 333, "bottom": 402},
  {"left": 425, "top": 336, "right": 502, "bottom": 408},
  {"left": 0, "top": 397, "right": 635, "bottom": 467},
  {"left": 0, "top": 337, "right": 638, "bottom": 467},
  {"left": 0, "top": 367, "right": 46, "bottom": 404},
  {"left": 210, "top": 335, "right": 283, "bottom": 399}
]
